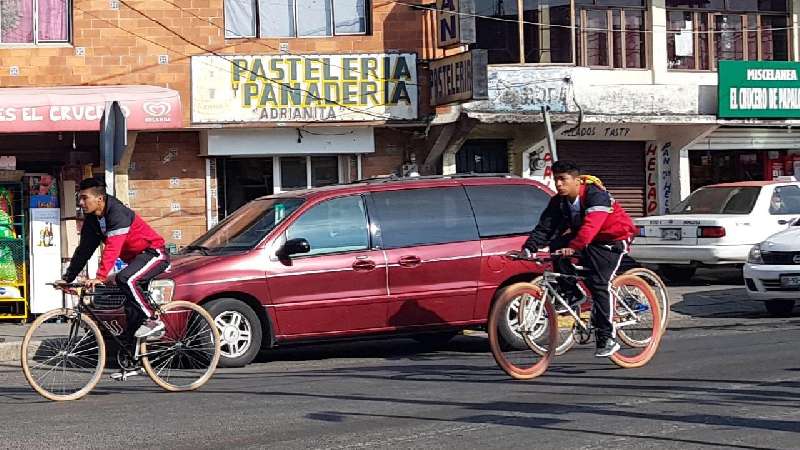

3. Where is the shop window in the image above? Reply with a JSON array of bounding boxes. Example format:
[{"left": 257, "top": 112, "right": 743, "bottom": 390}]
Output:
[
  {"left": 0, "top": 0, "right": 70, "bottom": 44},
  {"left": 667, "top": 0, "right": 789, "bottom": 70},
  {"left": 311, "top": 156, "right": 339, "bottom": 187},
  {"left": 770, "top": 186, "right": 800, "bottom": 215},
  {"left": 577, "top": 0, "right": 648, "bottom": 68},
  {"left": 286, "top": 195, "right": 369, "bottom": 256},
  {"left": 474, "top": 0, "right": 572, "bottom": 64},
  {"left": 280, "top": 157, "right": 308, "bottom": 191},
  {"left": 224, "top": 0, "right": 367, "bottom": 38}
]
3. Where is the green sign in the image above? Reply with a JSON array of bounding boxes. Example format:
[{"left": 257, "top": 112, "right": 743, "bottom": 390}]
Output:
[{"left": 718, "top": 60, "right": 800, "bottom": 118}]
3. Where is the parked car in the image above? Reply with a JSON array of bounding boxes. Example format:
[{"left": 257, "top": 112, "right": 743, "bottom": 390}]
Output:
[
  {"left": 113, "top": 175, "right": 550, "bottom": 367},
  {"left": 743, "top": 220, "right": 800, "bottom": 316},
  {"left": 631, "top": 180, "right": 800, "bottom": 282}
]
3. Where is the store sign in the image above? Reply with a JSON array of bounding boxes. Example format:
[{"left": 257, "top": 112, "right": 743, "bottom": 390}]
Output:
[
  {"left": 436, "top": 0, "right": 476, "bottom": 48},
  {"left": 718, "top": 60, "right": 800, "bottom": 118},
  {"left": 645, "top": 143, "right": 659, "bottom": 215},
  {"left": 488, "top": 66, "right": 570, "bottom": 113},
  {"left": 191, "top": 54, "right": 418, "bottom": 123},
  {"left": 429, "top": 50, "right": 487, "bottom": 106},
  {"left": 0, "top": 87, "right": 182, "bottom": 133},
  {"left": 557, "top": 124, "right": 657, "bottom": 141}
]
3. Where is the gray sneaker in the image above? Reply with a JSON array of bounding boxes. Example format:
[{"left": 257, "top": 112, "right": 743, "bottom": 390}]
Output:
[
  {"left": 134, "top": 319, "right": 165, "bottom": 340},
  {"left": 594, "top": 339, "right": 621, "bottom": 357}
]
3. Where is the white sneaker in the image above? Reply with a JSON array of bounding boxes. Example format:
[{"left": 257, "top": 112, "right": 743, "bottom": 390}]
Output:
[
  {"left": 134, "top": 319, "right": 165, "bottom": 339},
  {"left": 110, "top": 368, "right": 144, "bottom": 381}
]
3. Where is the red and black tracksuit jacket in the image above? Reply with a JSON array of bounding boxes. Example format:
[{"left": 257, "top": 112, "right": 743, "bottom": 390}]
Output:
[
  {"left": 63, "top": 195, "right": 166, "bottom": 282},
  {"left": 524, "top": 183, "right": 636, "bottom": 252}
]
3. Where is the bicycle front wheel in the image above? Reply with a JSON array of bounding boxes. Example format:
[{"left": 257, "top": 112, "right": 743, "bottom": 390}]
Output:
[
  {"left": 141, "top": 301, "right": 221, "bottom": 392},
  {"left": 21, "top": 308, "right": 106, "bottom": 401},
  {"left": 622, "top": 267, "right": 670, "bottom": 334},
  {"left": 609, "top": 275, "right": 662, "bottom": 369},
  {"left": 488, "top": 283, "right": 556, "bottom": 380},
  {"left": 529, "top": 276, "right": 577, "bottom": 356}
]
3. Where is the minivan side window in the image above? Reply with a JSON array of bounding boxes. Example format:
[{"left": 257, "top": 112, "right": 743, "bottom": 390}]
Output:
[
  {"left": 465, "top": 185, "right": 551, "bottom": 237},
  {"left": 285, "top": 195, "right": 370, "bottom": 256},
  {"left": 370, "top": 187, "right": 479, "bottom": 248}
]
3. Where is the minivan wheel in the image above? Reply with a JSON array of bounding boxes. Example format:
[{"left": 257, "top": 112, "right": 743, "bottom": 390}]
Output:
[
  {"left": 764, "top": 300, "right": 795, "bottom": 317},
  {"left": 499, "top": 297, "right": 529, "bottom": 351},
  {"left": 205, "top": 298, "right": 263, "bottom": 367}
]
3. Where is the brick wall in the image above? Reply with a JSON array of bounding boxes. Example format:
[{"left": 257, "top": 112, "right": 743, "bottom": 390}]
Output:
[
  {"left": 128, "top": 131, "right": 206, "bottom": 248},
  {"left": 362, "top": 128, "right": 426, "bottom": 177},
  {"left": 0, "top": 0, "right": 430, "bottom": 125}
]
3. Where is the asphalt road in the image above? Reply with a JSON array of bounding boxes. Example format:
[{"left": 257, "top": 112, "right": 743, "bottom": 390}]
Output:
[{"left": 0, "top": 272, "right": 798, "bottom": 450}]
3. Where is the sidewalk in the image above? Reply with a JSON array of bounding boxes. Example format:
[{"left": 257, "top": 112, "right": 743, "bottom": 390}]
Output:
[{"left": 0, "top": 321, "right": 68, "bottom": 363}]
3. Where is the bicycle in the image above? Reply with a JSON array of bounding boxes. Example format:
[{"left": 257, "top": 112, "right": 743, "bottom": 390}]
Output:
[
  {"left": 522, "top": 265, "right": 670, "bottom": 356},
  {"left": 487, "top": 252, "right": 662, "bottom": 380},
  {"left": 21, "top": 281, "right": 221, "bottom": 401}
]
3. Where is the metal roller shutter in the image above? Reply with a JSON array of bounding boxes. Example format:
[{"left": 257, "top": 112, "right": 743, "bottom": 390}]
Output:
[{"left": 557, "top": 141, "right": 646, "bottom": 217}]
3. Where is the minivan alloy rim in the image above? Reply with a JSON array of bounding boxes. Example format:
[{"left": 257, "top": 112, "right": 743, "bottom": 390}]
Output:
[{"left": 214, "top": 311, "right": 252, "bottom": 358}]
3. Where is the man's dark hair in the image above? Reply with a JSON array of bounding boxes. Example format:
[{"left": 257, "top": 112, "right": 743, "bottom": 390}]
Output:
[
  {"left": 552, "top": 160, "right": 581, "bottom": 176},
  {"left": 79, "top": 178, "right": 107, "bottom": 197}
]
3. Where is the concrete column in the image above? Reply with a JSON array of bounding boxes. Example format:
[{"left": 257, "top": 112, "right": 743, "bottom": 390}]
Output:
[
  {"left": 651, "top": 0, "right": 668, "bottom": 84},
  {"left": 113, "top": 131, "right": 138, "bottom": 207}
]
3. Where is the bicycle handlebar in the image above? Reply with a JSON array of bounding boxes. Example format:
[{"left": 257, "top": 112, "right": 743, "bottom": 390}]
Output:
[{"left": 47, "top": 281, "right": 105, "bottom": 289}]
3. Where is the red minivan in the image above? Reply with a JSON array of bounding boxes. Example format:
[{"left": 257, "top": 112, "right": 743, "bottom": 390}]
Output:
[{"left": 135, "top": 175, "right": 553, "bottom": 367}]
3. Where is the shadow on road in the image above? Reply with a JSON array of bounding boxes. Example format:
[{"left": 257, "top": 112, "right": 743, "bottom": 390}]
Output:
[{"left": 671, "top": 287, "right": 800, "bottom": 319}]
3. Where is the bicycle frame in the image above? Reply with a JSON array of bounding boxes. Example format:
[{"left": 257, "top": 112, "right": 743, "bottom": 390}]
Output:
[{"left": 64, "top": 289, "right": 166, "bottom": 365}]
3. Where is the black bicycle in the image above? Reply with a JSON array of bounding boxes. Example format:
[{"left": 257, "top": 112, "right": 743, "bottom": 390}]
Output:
[{"left": 21, "top": 282, "right": 221, "bottom": 401}]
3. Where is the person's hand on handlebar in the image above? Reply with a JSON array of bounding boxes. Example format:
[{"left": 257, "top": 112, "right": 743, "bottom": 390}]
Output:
[
  {"left": 83, "top": 277, "right": 105, "bottom": 292},
  {"left": 51, "top": 280, "right": 78, "bottom": 295}
]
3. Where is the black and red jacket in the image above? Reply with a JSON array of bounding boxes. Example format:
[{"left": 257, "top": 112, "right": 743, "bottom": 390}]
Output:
[
  {"left": 525, "top": 183, "right": 636, "bottom": 251},
  {"left": 63, "top": 195, "right": 166, "bottom": 282}
]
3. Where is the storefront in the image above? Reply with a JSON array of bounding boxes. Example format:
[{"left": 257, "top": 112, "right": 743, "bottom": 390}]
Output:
[
  {"left": 687, "top": 127, "right": 800, "bottom": 191},
  {"left": 190, "top": 53, "right": 420, "bottom": 220},
  {"left": 0, "top": 85, "right": 183, "bottom": 318}
]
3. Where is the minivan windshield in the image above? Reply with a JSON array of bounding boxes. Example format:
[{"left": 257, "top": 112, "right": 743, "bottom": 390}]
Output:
[
  {"left": 185, "top": 198, "right": 305, "bottom": 253},
  {"left": 671, "top": 186, "right": 761, "bottom": 215}
]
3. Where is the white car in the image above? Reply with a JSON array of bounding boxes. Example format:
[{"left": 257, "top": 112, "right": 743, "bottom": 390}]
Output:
[
  {"left": 631, "top": 180, "right": 800, "bottom": 282},
  {"left": 744, "top": 222, "right": 800, "bottom": 316}
]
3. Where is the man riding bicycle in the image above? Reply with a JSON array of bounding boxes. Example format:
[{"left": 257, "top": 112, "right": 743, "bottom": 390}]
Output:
[
  {"left": 523, "top": 161, "right": 637, "bottom": 357},
  {"left": 56, "top": 178, "right": 169, "bottom": 342}
]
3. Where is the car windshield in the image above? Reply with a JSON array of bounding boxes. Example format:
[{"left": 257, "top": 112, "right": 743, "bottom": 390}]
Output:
[
  {"left": 185, "top": 197, "right": 304, "bottom": 253},
  {"left": 671, "top": 186, "right": 761, "bottom": 215}
]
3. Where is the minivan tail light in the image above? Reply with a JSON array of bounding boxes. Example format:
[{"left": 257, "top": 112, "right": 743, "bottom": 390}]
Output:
[{"left": 698, "top": 226, "right": 726, "bottom": 238}]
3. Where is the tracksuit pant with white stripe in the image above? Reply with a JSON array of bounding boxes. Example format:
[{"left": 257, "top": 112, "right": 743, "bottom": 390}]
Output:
[
  {"left": 551, "top": 237, "right": 628, "bottom": 344},
  {"left": 116, "top": 248, "right": 170, "bottom": 340}
]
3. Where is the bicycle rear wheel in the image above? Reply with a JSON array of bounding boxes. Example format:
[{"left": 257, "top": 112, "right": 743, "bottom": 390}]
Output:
[
  {"left": 21, "top": 309, "right": 106, "bottom": 401},
  {"left": 609, "top": 275, "right": 662, "bottom": 369},
  {"left": 622, "top": 267, "right": 669, "bottom": 334},
  {"left": 141, "top": 301, "right": 221, "bottom": 392},
  {"left": 488, "top": 283, "right": 556, "bottom": 380}
]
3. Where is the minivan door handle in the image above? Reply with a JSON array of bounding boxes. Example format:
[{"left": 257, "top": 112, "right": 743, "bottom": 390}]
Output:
[
  {"left": 352, "top": 258, "right": 377, "bottom": 271},
  {"left": 398, "top": 255, "right": 422, "bottom": 267}
]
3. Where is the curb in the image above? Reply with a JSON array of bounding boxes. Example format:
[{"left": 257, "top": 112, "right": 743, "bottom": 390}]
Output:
[{"left": 0, "top": 341, "right": 22, "bottom": 363}]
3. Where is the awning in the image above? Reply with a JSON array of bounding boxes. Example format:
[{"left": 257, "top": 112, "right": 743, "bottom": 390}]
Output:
[{"left": 0, "top": 85, "right": 182, "bottom": 133}]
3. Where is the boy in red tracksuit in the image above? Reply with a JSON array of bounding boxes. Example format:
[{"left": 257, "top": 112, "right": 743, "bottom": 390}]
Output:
[
  {"left": 58, "top": 178, "right": 169, "bottom": 342},
  {"left": 523, "top": 161, "right": 637, "bottom": 357}
]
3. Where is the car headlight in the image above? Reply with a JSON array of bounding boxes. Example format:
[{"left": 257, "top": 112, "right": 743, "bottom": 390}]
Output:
[
  {"left": 148, "top": 279, "right": 175, "bottom": 305},
  {"left": 747, "top": 244, "right": 763, "bottom": 264}
]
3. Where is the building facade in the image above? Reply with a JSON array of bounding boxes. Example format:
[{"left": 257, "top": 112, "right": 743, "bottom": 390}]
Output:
[{"left": 422, "top": 0, "right": 800, "bottom": 216}]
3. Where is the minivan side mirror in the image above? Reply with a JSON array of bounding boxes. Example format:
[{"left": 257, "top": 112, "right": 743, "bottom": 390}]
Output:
[{"left": 277, "top": 238, "right": 311, "bottom": 258}]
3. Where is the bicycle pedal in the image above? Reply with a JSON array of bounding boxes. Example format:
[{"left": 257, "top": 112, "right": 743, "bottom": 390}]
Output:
[{"left": 110, "top": 369, "right": 143, "bottom": 382}]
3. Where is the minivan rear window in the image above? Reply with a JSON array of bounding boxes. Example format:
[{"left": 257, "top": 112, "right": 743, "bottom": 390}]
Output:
[
  {"left": 370, "top": 187, "right": 479, "bottom": 248},
  {"left": 465, "top": 185, "right": 551, "bottom": 237},
  {"left": 187, "top": 198, "right": 305, "bottom": 252}
]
